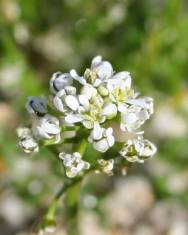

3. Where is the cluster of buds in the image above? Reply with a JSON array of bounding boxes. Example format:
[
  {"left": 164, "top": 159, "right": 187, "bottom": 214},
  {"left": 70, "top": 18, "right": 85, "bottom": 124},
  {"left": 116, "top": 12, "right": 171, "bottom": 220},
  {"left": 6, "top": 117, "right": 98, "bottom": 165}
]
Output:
[{"left": 17, "top": 56, "right": 156, "bottom": 178}]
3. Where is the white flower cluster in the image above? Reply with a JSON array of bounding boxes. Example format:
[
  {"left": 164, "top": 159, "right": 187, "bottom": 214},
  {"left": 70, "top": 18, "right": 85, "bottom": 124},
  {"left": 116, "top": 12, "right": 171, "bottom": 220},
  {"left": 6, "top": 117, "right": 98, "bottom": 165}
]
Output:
[{"left": 17, "top": 55, "right": 156, "bottom": 177}]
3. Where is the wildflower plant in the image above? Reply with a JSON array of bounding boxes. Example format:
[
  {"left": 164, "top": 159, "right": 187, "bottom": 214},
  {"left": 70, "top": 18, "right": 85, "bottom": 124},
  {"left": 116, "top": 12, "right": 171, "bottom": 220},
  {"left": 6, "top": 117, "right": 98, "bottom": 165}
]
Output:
[{"left": 17, "top": 56, "right": 157, "bottom": 234}]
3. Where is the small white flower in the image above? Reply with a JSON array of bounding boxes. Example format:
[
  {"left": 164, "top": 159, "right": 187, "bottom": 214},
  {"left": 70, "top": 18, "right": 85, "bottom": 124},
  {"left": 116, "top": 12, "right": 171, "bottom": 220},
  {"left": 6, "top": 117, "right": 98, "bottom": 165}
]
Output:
[
  {"left": 96, "top": 159, "right": 114, "bottom": 176},
  {"left": 89, "top": 125, "right": 115, "bottom": 152},
  {"left": 127, "top": 96, "right": 154, "bottom": 116},
  {"left": 84, "top": 55, "right": 113, "bottom": 87},
  {"left": 18, "top": 55, "right": 156, "bottom": 174},
  {"left": 50, "top": 71, "right": 73, "bottom": 94},
  {"left": 120, "top": 97, "right": 154, "bottom": 132},
  {"left": 59, "top": 152, "right": 90, "bottom": 178},
  {"left": 107, "top": 71, "right": 134, "bottom": 112},
  {"left": 32, "top": 114, "right": 61, "bottom": 143},
  {"left": 119, "top": 136, "right": 157, "bottom": 163},
  {"left": 17, "top": 127, "right": 39, "bottom": 154},
  {"left": 53, "top": 85, "right": 79, "bottom": 113},
  {"left": 91, "top": 55, "right": 113, "bottom": 83},
  {"left": 26, "top": 96, "right": 47, "bottom": 117}
]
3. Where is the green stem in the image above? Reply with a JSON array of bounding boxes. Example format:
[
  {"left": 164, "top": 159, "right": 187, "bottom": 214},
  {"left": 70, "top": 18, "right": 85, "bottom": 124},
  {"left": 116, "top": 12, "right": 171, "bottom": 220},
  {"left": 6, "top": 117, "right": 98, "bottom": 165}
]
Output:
[
  {"left": 77, "top": 138, "right": 87, "bottom": 155},
  {"left": 65, "top": 182, "right": 81, "bottom": 235},
  {"left": 37, "top": 138, "right": 88, "bottom": 234},
  {"left": 65, "top": 138, "right": 88, "bottom": 235},
  {"left": 35, "top": 177, "right": 83, "bottom": 233}
]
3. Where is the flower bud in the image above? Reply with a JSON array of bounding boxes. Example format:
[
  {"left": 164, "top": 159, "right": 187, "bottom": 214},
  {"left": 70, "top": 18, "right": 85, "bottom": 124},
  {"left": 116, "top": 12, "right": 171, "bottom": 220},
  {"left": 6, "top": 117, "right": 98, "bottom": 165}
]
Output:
[
  {"left": 32, "top": 114, "right": 60, "bottom": 143},
  {"left": 26, "top": 97, "right": 47, "bottom": 117},
  {"left": 50, "top": 71, "right": 73, "bottom": 94},
  {"left": 89, "top": 126, "right": 115, "bottom": 153},
  {"left": 120, "top": 136, "right": 157, "bottom": 163},
  {"left": 17, "top": 127, "right": 39, "bottom": 154},
  {"left": 96, "top": 159, "right": 114, "bottom": 176}
]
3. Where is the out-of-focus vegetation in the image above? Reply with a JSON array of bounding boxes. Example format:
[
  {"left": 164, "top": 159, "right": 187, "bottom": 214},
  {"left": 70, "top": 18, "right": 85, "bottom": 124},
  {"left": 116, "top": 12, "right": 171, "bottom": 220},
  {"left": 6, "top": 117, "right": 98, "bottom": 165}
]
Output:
[{"left": 0, "top": 0, "right": 188, "bottom": 234}]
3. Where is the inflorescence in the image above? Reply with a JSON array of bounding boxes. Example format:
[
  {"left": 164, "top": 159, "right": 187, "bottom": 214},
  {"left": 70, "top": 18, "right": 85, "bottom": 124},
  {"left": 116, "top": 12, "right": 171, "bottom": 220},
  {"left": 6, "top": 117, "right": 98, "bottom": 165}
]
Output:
[{"left": 17, "top": 56, "right": 157, "bottom": 178}]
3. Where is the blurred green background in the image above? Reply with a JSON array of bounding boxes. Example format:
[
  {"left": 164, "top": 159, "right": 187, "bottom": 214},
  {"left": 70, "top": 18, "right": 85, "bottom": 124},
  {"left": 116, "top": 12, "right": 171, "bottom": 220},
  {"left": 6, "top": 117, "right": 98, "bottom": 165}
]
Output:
[{"left": 0, "top": 0, "right": 188, "bottom": 234}]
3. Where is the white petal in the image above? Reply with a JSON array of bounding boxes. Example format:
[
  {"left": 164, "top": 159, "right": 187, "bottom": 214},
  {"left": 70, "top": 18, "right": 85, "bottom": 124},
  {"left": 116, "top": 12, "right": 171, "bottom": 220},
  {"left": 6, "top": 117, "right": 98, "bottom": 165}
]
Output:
[
  {"left": 81, "top": 85, "right": 97, "bottom": 99},
  {"left": 93, "top": 122, "right": 103, "bottom": 140},
  {"left": 65, "top": 95, "right": 79, "bottom": 111},
  {"left": 33, "top": 126, "right": 50, "bottom": 139},
  {"left": 17, "top": 127, "right": 31, "bottom": 138},
  {"left": 73, "top": 152, "right": 81, "bottom": 159},
  {"left": 65, "top": 86, "right": 77, "bottom": 95},
  {"left": 102, "top": 103, "right": 117, "bottom": 119},
  {"left": 59, "top": 152, "right": 66, "bottom": 160},
  {"left": 78, "top": 95, "right": 89, "bottom": 109},
  {"left": 91, "top": 55, "right": 102, "bottom": 68},
  {"left": 93, "top": 78, "right": 102, "bottom": 87},
  {"left": 141, "top": 140, "right": 157, "bottom": 157},
  {"left": 121, "top": 113, "right": 137, "bottom": 124},
  {"left": 106, "top": 127, "right": 113, "bottom": 136},
  {"left": 118, "top": 103, "right": 128, "bottom": 113},
  {"left": 105, "top": 128, "right": 115, "bottom": 147},
  {"left": 65, "top": 114, "right": 83, "bottom": 124},
  {"left": 54, "top": 133, "right": 61, "bottom": 143},
  {"left": 112, "top": 71, "right": 130, "bottom": 80},
  {"left": 124, "top": 76, "right": 132, "bottom": 89},
  {"left": 107, "top": 135, "right": 115, "bottom": 147},
  {"left": 56, "top": 89, "right": 66, "bottom": 97},
  {"left": 95, "top": 61, "right": 113, "bottom": 80},
  {"left": 128, "top": 97, "right": 153, "bottom": 108},
  {"left": 107, "top": 78, "right": 120, "bottom": 88},
  {"left": 70, "top": 69, "right": 86, "bottom": 85},
  {"left": 45, "top": 114, "right": 59, "bottom": 125},
  {"left": 53, "top": 96, "right": 64, "bottom": 112},
  {"left": 138, "top": 110, "right": 150, "bottom": 120},
  {"left": 120, "top": 123, "right": 126, "bottom": 131},
  {"left": 112, "top": 72, "right": 132, "bottom": 89},
  {"left": 84, "top": 162, "right": 90, "bottom": 169},
  {"left": 93, "top": 139, "right": 109, "bottom": 152},
  {"left": 83, "top": 120, "right": 94, "bottom": 129},
  {"left": 42, "top": 122, "right": 60, "bottom": 134}
]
